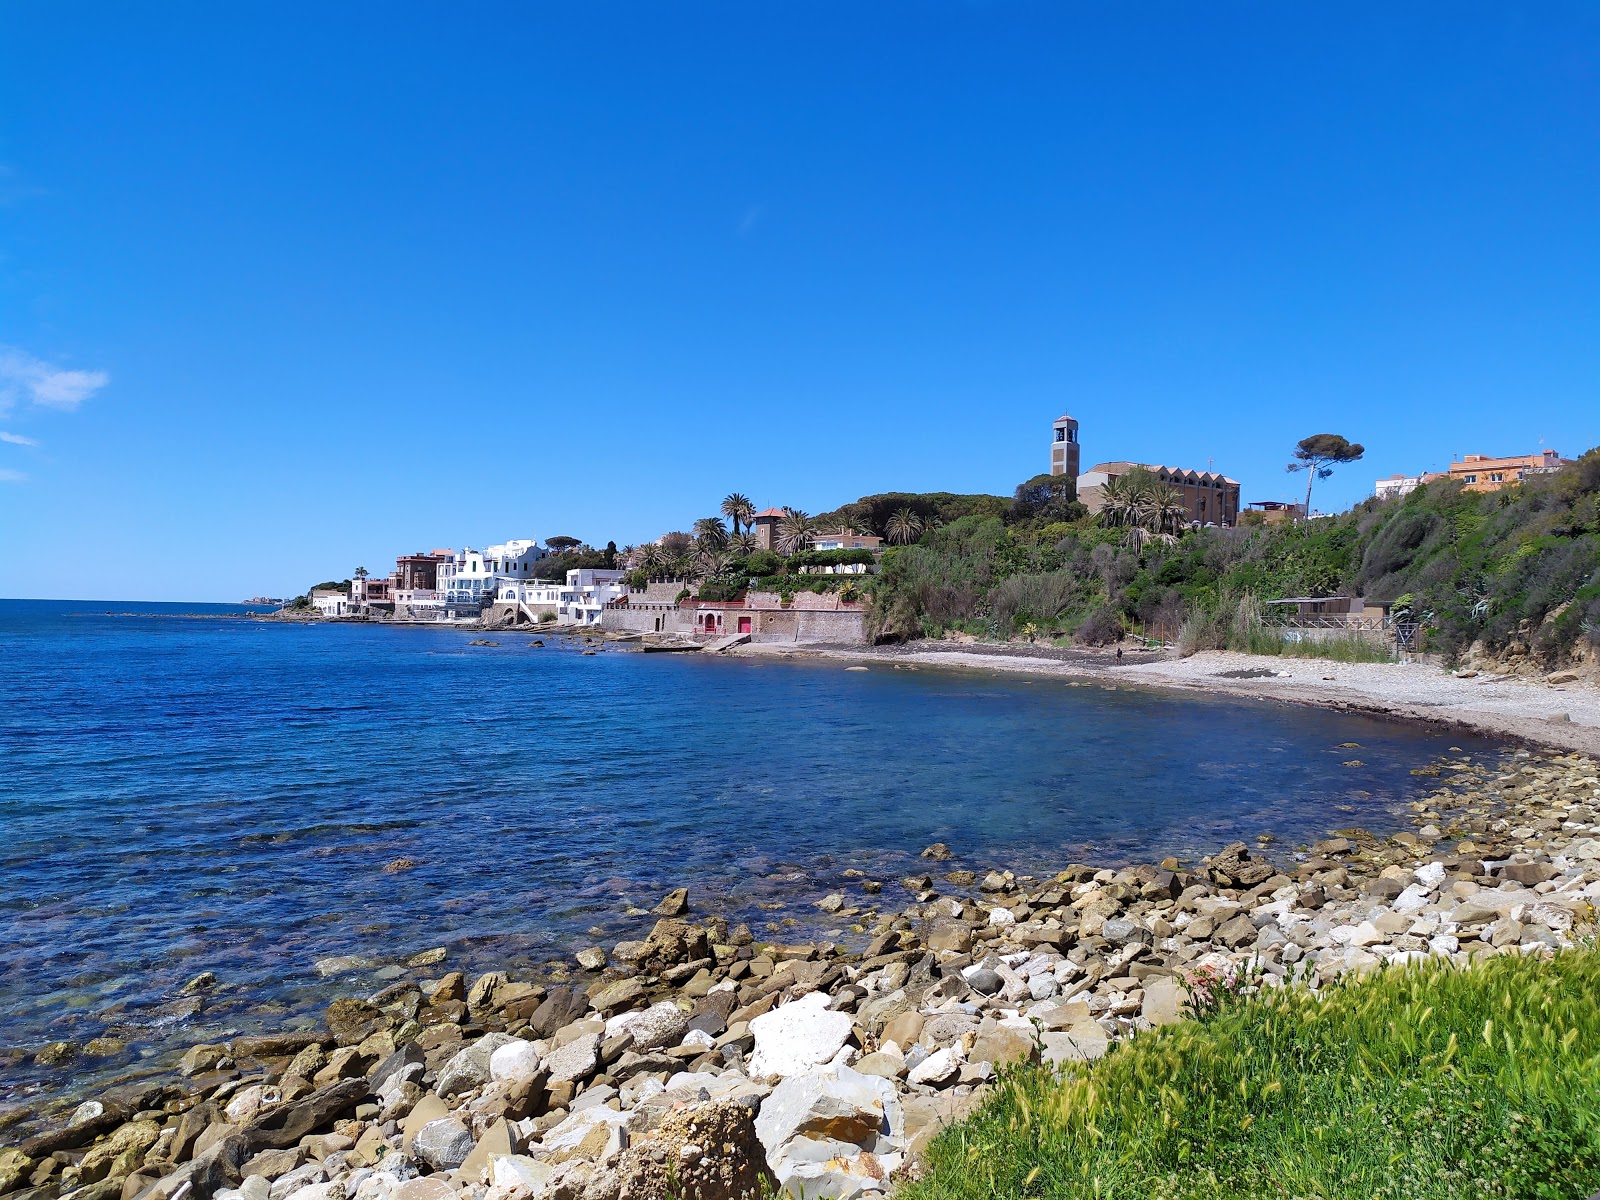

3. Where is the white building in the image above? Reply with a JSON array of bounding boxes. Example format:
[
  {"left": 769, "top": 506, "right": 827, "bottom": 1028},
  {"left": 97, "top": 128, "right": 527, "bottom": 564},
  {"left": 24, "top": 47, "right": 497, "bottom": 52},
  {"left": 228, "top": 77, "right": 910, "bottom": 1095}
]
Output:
[
  {"left": 439, "top": 540, "right": 548, "bottom": 608},
  {"left": 498, "top": 568, "right": 627, "bottom": 625},
  {"left": 1374, "top": 473, "right": 1426, "bottom": 501},
  {"left": 310, "top": 588, "right": 350, "bottom": 617}
]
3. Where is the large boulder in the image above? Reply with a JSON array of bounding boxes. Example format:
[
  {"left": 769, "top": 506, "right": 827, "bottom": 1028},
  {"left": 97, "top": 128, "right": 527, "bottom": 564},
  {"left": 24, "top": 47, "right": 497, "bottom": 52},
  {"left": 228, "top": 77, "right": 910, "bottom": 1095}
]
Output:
[
  {"left": 755, "top": 1066, "right": 904, "bottom": 1196},
  {"left": 436, "top": 1033, "right": 517, "bottom": 1097},
  {"left": 412, "top": 1118, "right": 474, "bottom": 1172},
  {"left": 643, "top": 919, "right": 710, "bottom": 966},
  {"left": 1207, "top": 843, "right": 1275, "bottom": 889},
  {"left": 748, "top": 992, "right": 854, "bottom": 1079},
  {"left": 544, "top": 1032, "right": 601, "bottom": 1085},
  {"left": 605, "top": 1003, "right": 689, "bottom": 1053},
  {"left": 488, "top": 1039, "right": 542, "bottom": 1085}
]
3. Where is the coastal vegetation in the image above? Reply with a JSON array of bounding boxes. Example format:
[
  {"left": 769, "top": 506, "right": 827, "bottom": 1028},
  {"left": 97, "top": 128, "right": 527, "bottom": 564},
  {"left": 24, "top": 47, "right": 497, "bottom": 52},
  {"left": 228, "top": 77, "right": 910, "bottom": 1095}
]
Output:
[
  {"left": 864, "top": 444, "right": 1600, "bottom": 666},
  {"left": 902, "top": 949, "right": 1600, "bottom": 1200}
]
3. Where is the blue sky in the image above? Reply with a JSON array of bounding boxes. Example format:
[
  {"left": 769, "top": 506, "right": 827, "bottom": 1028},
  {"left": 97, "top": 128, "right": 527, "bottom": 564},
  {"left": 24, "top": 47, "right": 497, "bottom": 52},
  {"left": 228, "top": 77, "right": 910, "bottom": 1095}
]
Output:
[{"left": 1, "top": 2, "right": 1595, "bottom": 601}]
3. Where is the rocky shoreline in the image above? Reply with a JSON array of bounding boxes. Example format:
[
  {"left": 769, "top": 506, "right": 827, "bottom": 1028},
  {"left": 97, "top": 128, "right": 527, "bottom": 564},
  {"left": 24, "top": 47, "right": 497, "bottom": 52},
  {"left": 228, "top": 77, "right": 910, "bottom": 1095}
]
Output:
[{"left": 5, "top": 747, "right": 1598, "bottom": 1200}]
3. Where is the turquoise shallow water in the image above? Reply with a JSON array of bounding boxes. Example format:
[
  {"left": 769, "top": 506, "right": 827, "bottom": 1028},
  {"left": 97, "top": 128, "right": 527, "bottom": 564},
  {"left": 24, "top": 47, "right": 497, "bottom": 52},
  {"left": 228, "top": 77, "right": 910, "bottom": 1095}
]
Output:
[{"left": 0, "top": 599, "right": 1501, "bottom": 1111}]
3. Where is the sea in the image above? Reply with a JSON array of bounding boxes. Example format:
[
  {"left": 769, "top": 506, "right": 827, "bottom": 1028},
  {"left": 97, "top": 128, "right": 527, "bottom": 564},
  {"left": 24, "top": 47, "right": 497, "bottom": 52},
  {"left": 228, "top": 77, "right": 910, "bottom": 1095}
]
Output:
[{"left": 0, "top": 598, "right": 1503, "bottom": 1115}]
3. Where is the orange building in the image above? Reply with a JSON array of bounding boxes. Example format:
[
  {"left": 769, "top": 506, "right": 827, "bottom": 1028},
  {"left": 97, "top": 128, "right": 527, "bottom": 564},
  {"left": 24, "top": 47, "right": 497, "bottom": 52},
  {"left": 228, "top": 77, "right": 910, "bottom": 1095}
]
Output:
[{"left": 1447, "top": 450, "right": 1568, "bottom": 492}]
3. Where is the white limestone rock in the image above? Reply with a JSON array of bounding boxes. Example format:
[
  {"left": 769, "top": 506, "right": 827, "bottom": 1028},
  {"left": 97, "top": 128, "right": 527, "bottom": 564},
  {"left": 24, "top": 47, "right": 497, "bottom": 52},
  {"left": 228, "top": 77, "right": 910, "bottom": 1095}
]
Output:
[{"left": 748, "top": 991, "right": 855, "bottom": 1078}]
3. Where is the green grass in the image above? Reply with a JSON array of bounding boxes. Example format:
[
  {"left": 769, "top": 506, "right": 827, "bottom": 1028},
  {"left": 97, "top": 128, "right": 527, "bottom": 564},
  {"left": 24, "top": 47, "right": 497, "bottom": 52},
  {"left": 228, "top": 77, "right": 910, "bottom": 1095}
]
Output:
[
  {"left": 1274, "top": 631, "right": 1396, "bottom": 663},
  {"left": 900, "top": 951, "right": 1600, "bottom": 1200}
]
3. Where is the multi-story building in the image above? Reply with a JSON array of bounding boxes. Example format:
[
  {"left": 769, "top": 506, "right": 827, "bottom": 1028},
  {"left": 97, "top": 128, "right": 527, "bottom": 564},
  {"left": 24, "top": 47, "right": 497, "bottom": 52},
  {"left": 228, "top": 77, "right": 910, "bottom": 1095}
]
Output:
[
  {"left": 438, "top": 540, "right": 548, "bottom": 608},
  {"left": 395, "top": 550, "right": 454, "bottom": 591},
  {"left": 1049, "top": 414, "right": 1081, "bottom": 483},
  {"left": 349, "top": 576, "right": 392, "bottom": 612},
  {"left": 497, "top": 568, "right": 627, "bottom": 625},
  {"left": 1374, "top": 474, "right": 1429, "bottom": 501},
  {"left": 1078, "top": 461, "right": 1240, "bottom": 526},
  {"left": 749, "top": 508, "right": 786, "bottom": 552},
  {"left": 1446, "top": 450, "right": 1569, "bottom": 492}
]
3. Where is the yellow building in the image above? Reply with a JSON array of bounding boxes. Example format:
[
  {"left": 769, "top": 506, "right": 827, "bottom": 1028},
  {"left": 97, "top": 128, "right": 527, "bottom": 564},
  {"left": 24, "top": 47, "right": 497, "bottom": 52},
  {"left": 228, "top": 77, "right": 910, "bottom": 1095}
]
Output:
[{"left": 1447, "top": 450, "right": 1568, "bottom": 492}]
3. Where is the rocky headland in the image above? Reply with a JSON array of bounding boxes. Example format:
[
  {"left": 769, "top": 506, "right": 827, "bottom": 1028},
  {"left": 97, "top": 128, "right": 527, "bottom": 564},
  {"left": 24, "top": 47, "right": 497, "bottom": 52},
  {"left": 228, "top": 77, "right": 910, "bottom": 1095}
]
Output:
[{"left": 5, "top": 748, "right": 1598, "bottom": 1200}]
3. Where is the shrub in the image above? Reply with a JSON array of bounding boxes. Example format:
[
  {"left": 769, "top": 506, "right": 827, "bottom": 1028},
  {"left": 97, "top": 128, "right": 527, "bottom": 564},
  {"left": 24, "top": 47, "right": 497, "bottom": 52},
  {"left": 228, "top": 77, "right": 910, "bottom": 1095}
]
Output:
[{"left": 1074, "top": 604, "right": 1123, "bottom": 646}]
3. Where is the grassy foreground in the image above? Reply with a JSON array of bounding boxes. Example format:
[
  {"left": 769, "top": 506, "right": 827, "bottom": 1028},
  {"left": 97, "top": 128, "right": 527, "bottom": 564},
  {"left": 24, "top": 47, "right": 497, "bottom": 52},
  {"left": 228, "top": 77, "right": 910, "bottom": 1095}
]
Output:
[{"left": 900, "top": 951, "right": 1600, "bottom": 1200}]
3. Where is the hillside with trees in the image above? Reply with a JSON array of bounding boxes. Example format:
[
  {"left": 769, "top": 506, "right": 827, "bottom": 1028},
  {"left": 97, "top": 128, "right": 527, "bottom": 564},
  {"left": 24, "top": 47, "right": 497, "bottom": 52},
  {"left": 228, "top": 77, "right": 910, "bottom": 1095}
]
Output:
[{"left": 866, "top": 446, "right": 1600, "bottom": 669}]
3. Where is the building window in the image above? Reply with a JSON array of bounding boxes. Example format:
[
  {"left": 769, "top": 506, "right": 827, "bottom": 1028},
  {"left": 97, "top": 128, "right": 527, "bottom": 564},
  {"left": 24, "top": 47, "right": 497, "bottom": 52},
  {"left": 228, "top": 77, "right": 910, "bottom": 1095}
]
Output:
[
  {"left": 1489, "top": 472, "right": 1503, "bottom": 483},
  {"left": 1464, "top": 474, "right": 1478, "bottom": 484},
  {"left": 1055, "top": 428, "right": 1065, "bottom": 442}
]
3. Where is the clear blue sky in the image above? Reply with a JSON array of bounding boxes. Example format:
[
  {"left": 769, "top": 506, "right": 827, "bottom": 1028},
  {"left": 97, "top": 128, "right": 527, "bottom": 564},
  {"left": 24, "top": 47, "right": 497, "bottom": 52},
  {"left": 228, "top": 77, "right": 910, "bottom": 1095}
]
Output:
[{"left": 2, "top": 2, "right": 1595, "bottom": 601}]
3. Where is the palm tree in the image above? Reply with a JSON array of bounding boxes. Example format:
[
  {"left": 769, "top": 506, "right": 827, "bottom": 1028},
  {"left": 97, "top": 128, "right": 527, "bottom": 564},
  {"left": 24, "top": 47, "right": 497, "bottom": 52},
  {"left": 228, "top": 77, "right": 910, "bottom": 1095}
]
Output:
[
  {"left": 885, "top": 507, "right": 925, "bottom": 545},
  {"left": 1152, "top": 484, "right": 1189, "bottom": 535},
  {"left": 775, "top": 507, "right": 814, "bottom": 556},
  {"left": 721, "top": 493, "right": 755, "bottom": 537},
  {"left": 729, "top": 531, "right": 758, "bottom": 556},
  {"left": 639, "top": 544, "right": 668, "bottom": 574},
  {"left": 354, "top": 566, "right": 369, "bottom": 579},
  {"left": 696, "top": 545, "right": 734, "bottom": 578},
  {"left": 693, "top": 516, "right": 729, "bottom": 549},
  {"left": 1097, "top": 475, "right": 1139, "bottom": 529}
]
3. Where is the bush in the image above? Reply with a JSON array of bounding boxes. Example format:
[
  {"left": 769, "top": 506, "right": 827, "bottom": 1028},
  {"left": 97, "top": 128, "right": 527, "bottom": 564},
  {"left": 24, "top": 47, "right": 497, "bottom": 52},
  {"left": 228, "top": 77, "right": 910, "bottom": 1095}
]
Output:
[
  {"left": 1074, "top": 604, "right": 1123, "bottom": 645},
  {"left": 903, "top": 950, "right": 1600, "bottom": 1200}
]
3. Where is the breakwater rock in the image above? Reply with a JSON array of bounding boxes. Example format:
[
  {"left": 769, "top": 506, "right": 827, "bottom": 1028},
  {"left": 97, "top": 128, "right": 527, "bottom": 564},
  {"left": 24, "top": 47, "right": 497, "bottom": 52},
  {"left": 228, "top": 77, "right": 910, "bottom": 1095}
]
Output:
[{"left": 5, "top": 750, "right": 1598, "bottom": 1199}]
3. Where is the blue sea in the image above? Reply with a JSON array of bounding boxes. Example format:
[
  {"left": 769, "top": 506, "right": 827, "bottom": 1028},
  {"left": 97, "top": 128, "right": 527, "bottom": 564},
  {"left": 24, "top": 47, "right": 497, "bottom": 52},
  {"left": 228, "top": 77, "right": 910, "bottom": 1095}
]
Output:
[{"left": 0, "top": 599, "right": 1501, "bottom": 1113}]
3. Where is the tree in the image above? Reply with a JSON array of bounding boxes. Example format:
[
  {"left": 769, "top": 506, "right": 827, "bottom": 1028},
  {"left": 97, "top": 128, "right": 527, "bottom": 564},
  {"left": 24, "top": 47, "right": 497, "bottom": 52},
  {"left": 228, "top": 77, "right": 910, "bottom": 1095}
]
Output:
[
  {"left": 775, "top": 507, "right": 814, "bottom": 556},
  {"left": 721, "top": 493, "right": 755, "bottom": 537},
  {"left": 1011, "top": 473, "right": 1082, "bottom": 523},
  {"left": 1142, "top": 483, "right": 1189, "bottom": 536},
  {"left": 885, "top": 507, "right": 925, "bottom": 545},
  {"left": 1287, "top": 434, "right": 1365, "bottom": 517},
  {"left": 1096, "top": 473, "right": 1141, "bottom": 529},
  {"left": 729, "top": 531, "right": 758, "bottom": 556},
  {"left": 604, "top": 540, "right": 618, "bottom": 569},
  {"left": 354, "top": 566, "right": 369, "bottom": 579},
  {"left": 693, "top": 516, "right": 729, "bottom": 549},
  {"left": 546, "top": 535, "right": 582, "bottom": 553}
]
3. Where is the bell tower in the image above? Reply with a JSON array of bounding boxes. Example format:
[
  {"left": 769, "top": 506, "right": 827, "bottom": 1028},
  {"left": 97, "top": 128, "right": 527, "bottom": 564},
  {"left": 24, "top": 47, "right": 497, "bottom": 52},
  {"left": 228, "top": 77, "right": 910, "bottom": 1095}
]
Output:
[{"left": 1050, "top": 413, "right": 1080, "bottom": 482}]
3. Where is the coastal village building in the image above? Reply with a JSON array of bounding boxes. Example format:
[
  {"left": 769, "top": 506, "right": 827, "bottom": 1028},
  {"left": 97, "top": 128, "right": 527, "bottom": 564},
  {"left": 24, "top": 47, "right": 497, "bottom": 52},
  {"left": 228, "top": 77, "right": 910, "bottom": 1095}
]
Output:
[
  {"left": 497, "top": 568, "right": 628, "bottom": 625},
  {"left": 1374, "top": 473, "right": 1427, "bottom": 501},
  {"left": 602, "top": 584, "right": 866, "bottom": 644},
  {"left": 807, "top": 528, "right": 882, "bottom": 552},
  {"left": 310, "top": 588, "right": 350, "bottom": 617},
  {"left": 1446, "top": 450, "right": 1569, "bottom": 492},
  {"left": 439, "top": 540, "right": 548, "bottom": 608},
  {"left": 1374, "top": 451, "right": 1570, "bottom": 500},
  {"left": 395, "top": 550, "right": 453, "bottom": 591},
  {"left": 1078, "top": 461, "right": 1241, "bottom": 526},
  {"left": 350, "top": 576, "right": 392, "bottom": 612},
  {"left": 749, "top": 508, "right": 786, "bottom": 552}
]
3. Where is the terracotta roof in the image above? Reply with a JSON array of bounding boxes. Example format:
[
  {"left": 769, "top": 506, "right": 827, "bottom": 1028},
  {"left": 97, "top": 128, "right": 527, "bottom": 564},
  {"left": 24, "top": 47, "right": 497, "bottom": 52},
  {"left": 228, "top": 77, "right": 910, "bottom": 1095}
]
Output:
[{"left": 752, "top": 507, "right": 787, "bottom": 519}]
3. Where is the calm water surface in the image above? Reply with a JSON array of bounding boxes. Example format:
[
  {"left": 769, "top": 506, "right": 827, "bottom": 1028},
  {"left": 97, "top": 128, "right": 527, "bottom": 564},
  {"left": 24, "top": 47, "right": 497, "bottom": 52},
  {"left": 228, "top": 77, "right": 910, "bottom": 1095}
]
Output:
[{"left": 0, "top": 599, "right": 1502, "bottom": 1111}]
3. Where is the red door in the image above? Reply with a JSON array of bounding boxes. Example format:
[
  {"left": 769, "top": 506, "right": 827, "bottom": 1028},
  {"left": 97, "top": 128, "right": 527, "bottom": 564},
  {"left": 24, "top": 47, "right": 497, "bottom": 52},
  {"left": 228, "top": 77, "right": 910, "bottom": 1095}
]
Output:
[{"left": 738, "top": 616, "right": 752, "bottom": 634}]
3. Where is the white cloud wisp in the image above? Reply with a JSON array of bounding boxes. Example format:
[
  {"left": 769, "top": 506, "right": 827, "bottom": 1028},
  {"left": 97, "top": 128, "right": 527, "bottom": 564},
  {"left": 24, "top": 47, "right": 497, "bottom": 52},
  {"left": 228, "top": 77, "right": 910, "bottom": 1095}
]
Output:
[{"left": 0, "top": 346, "right": 109, "bottom": 415}]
